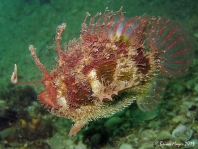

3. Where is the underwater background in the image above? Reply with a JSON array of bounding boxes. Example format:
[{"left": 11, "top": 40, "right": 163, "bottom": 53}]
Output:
[{"left": 0, "top": 0, "right": 198, "bottom": 148}]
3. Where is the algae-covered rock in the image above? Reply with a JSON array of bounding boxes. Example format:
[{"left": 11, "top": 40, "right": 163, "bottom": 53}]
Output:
[
  {"left": 104, "top": 116, "right": 122, "bottom": 130},
  {"left": 156, "top": 130, "right": 174, "bottom": 141},
  {"left": 132, "top": 108, "right": 158, "bottom": 123},
  {"left": 119, "top": 143, "right": 133, "bottom": 149},
  {"left": 90, "top": 133, "right": 101, "bottom": 146},
  {"left": 194, "top": 84, "right": 198, "bottom": 92},
  {"left": 172, "top": 124, "right": 193, "bottom": 141}
]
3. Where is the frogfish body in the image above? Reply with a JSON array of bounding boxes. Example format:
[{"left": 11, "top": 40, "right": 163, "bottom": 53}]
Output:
[{"left": 12, "top": 8, "right": 194, "bottom": 136}]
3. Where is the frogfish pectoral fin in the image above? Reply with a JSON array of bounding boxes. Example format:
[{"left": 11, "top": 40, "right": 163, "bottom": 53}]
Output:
[{"left": 136, "top": 74, "right": 168, "bottom": 112}]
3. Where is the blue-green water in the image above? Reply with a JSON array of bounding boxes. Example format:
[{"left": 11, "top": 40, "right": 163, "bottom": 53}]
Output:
[{"left": 0, "top": 0, "right": 197, "bottom": 148}]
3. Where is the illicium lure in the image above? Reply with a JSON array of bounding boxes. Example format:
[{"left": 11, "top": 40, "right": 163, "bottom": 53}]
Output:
[{"left": 11, "top": 8, "right": 194, "bottom": 136}]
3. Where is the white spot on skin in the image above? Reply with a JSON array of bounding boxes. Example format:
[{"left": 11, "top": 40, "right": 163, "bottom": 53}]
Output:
[
  {"left": 87, "top": 69, "right": 103, "bottom": 95},
  {"left": 57, "top": 96, "right": 69, "bottom": 110}
]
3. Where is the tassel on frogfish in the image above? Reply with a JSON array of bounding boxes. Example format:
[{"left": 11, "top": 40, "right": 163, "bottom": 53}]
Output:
[{"left": 11, "top": 8, "right": 194, "bottom": 136}]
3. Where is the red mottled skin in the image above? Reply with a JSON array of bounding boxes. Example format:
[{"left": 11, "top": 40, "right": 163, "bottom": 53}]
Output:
[{"left": 12, "top": 8, "right": 194, "bottom": 136}]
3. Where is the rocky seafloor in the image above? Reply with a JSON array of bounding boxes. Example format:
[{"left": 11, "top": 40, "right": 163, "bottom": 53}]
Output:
[{"left": 0, "top": 66, "right": 198, "bottom": 149}]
